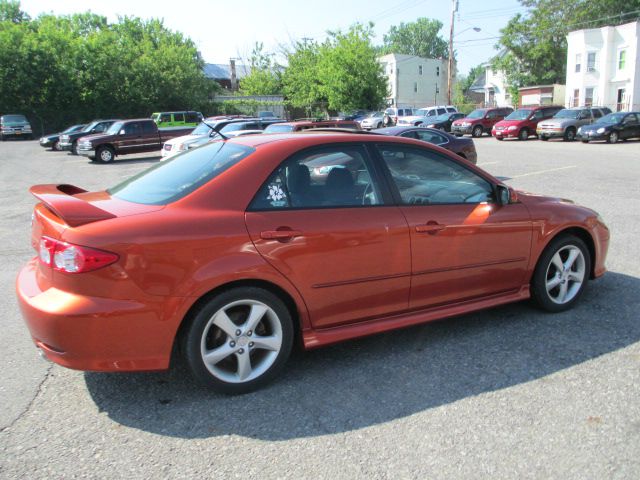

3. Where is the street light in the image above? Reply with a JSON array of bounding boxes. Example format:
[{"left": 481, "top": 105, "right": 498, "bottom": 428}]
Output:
[{"left": 447, "top": 17, "right": 481, "bottom": 104}]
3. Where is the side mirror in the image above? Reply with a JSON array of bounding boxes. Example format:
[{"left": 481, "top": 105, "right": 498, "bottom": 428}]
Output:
[
  {"left": 119, "top": 129, "right": 126, "bottom": 136},
  {"left": 496, "top": 184, "right": 516, "bottom": 205}
]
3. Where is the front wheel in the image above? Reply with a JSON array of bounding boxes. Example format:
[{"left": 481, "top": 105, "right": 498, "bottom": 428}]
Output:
[
  {"left": 608, "top": 131, "right": 619, "bottom": 144},
  {"left": 531, "top": 235, "right": 591, "bottom": 312},
  {"left": 182, "top": 287, "right": 294, "bottom": 394},
  {"left": 472, "top": 125, "right": 483, "bottom": 138},
  {"left": 96, "top": 146, "right": 115, "bottom": 163},
  {"left": 518, "top": 128, "right": 529, "bottom": 141},
  {"left": 496, "top": 137, "right": 503, "bottom": 141},
  {"left": 563, "top": 128, "right": 576, "bottom": 142},
  {"left": 540, "top": 136, "right": 549, "bottom": 141}
]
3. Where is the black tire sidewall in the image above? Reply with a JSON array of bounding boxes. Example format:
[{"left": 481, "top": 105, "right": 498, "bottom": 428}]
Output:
[
  {"left": 97, "top": 146, "right": 114, "bottom": 163},
  {"left": 472, "top": 126, "right": 483, "bottom": 137},
  {"left": 519, "top": 128, "right": 528, "bottom": 140},
  {"left": 531, "top": 235, "right": 591, "bottom": 312},
  {"left": 182, "top": 287, "right": 294, "bottom": 394}
]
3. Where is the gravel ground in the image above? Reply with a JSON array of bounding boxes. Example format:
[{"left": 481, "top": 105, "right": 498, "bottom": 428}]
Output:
[{"left": 1, "top": 136, "right": 639, "bottom": 479}]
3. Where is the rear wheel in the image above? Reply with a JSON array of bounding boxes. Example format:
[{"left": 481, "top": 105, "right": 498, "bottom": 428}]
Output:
[
  {"left": 608, "top": 131, "right": 619, "bottom": 144},
  {"left": 531, "top": 235, "right": 591, "bottom": 312},
  {"left": 182, "top": 287, "right": 294, "bottom": 394},
  {"left": 518, "top": 128, "right": 529, "bottom": 141},
  {"left": 581, "top": 139, "right": 589, "bottom": 143},
  {"left": 563, "top": 128, "right": 576, "bottom": 142},
  {"left": 96, "top": 145, "right": 115, "bottom": 163},
  {"left": 472, "top": 125, "right": 483, "bottom": 138}
]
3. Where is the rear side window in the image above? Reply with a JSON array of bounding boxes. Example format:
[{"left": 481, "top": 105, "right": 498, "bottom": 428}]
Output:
[
  {"left": 142, "top": 122, "right": 155, "bottom": 134},
  {"left": 160, "top": 114, "right": 171, "bottom": 123},
  {"left": 437, "top": 108, "right": 446, "bottom": 115},
  {"left": 592, "top": 109, "right": 602, "bottom": 119},
  {"left": 446, "top": 107, "right": 457, "bottom": 113},
  {"left": 124, "top": 122, "right": 142, "bottom": 135},
  {"left": 109, "top": 142, "right": 255, "bottom": 205},
  {"left": 186, "top": 112, "right": 199, "bottom": 123},
  {"left": 174, "top": 112, "right": 185, "bottom": 122}
]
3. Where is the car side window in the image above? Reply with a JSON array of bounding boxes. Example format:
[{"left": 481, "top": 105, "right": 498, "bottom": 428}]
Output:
[
  {"left": 446, "top": 107, "right": 457, "bottom": 113},
  {"left": 142, "top": 122, "right": 155, "bottom": 134},
  {"left": 160, "top": 114, "right": 171, "bottom": 123},
  {"left": 592, "top": 109, "right": 603, "bottom": 119},
  {"left": 623, "top": 114, "right": 637, "bottom": 125},
  {"left": 437, "top": 108, "right": 446, "bottom": 115},
  {"left": 174, "top": 112, "right": 185, "bottom": 122},
  {"left": 414, "top": 130, "right": 448, "bottom": 145},
  {"left": 94, "top": 123, "right": 107, "bottom": 133},
  {"left": 124, "top": 122, "right": 141, "bottom": 136},
  {"left": 186, "top": 112, "right": 199, "bottom": 123},
  {"left": 532, "top": 110, "right": 544, "bottom": 120},
  {"left": 486, "top": 110, "right": 497, "bottom": 119},
  {"left": 399, "top": 131, "right": 418, "bottom": 139},
  {"left": 250, "top": 146, "right": 383, "bottom": 210},
  {"left": 376, "top": 145, "right": 493, "bottom": 205}
]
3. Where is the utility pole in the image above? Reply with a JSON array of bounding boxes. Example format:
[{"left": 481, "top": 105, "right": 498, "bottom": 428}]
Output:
[{"left": 447, "top": 0, "right": 457, "bottom": 105}]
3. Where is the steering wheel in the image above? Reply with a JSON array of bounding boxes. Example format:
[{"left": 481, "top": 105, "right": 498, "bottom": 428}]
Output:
[{"left": 462, "top": 189, "right": 489, "bottom": 202}]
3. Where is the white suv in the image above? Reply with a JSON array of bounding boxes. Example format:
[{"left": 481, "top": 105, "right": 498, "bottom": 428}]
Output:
[{"left": 397, "top": 106, "right": 458, "bottom": 126}]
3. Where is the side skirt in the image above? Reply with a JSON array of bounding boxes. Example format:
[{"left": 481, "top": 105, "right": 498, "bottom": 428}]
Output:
[{"left": 302, "top": 285, "right": 530, "bottom": 349}]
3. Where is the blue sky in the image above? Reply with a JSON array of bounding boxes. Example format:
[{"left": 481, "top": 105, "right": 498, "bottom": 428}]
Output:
[{"left": 20, "top": 0, "right": 527, "bottom": 76}]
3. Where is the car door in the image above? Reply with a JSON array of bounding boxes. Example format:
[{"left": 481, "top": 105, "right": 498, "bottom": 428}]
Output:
[
  {"left": 245, "top": 144, "right": 411, "bottom": 329},
  {"left": 621, "top": 113, "right": 640, "bottom": 139},
  {"left": 372, "top": 144, "right": 532, "bottom": 309},
  {"left": 115, "top": 122, "right": 142, "bottom": 153}
]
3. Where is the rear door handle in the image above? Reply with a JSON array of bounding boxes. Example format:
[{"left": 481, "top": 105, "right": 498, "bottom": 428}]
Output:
[
  {"left": 260, "top": 230, "right": 303, "bottom": 240},
  {"left": 415, "top": 222, "right": 445, "bottom": 234}
]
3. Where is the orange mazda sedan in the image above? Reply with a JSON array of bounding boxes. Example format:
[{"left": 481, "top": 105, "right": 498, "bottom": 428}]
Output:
[{"left": 17, "top": 132, "right": 610, "bottom": 393}]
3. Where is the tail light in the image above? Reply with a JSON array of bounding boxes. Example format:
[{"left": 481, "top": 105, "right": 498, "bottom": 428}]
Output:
[{"left": 38, "top": 236, "right": 119, "bottom": 273}]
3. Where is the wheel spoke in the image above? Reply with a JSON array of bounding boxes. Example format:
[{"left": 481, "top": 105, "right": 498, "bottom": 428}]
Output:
[
  {"left": 203, "top": 343, "right": 235, "bottom": 366},
  {"left": 567, "top": 271, "right": 584, "bottom": 283},
  {"left": 245, "top": 304, "right": 268, "bottom": 332},
  {"left": 546, "top": 276, "right": 562, "bottom": 291},
  {"left": 564, "top": 249, "right": 579, "bottom": 270},
  {"left": 236, "top": 350, "right": 252, "bottom": 380},
  {"left": 551, "top": 252, "right": 563, "bottom": 272},
  {"left": 557, "top": 281, "right": 569, "bottom": 303},
  {"left": 251, "top": 334, "right": 280, "bottom": 352},
  {"left": 212, "top": 310, "right": 238, "bottom": 338}
]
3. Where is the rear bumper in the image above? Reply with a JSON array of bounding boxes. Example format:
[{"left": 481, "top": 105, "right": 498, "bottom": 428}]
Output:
[{"left": 16, "top": 259, "right": 174, "bottom": 371}]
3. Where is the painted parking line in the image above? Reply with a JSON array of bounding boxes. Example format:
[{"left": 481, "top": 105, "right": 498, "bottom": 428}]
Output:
[{"left": 511, "top": 165, "right": 577, "bottom": 179}]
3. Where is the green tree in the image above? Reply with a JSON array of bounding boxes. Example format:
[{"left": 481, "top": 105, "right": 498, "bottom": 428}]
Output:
[
  {"left": 380, "top": 18, "right": 449, "bottom": 59},
  {"left": 0, "top": 0, "right": 28, "bottom": 23},
  {"left": 494, "top": 0, "right": 640, "bottom": 92},
  {"left": 281, "top": 24, "right": 387, "bottom": 114},
  {"left": 239, "top": 42, "right": 282, "bottom": 95}
]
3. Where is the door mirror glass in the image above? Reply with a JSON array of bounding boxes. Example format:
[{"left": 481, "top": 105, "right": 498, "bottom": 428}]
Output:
[
  {"left": 119, "top": 129, "right": 126, "bottom": 135},
  {"left": 496, "top": 184, "right": 516, "bottom": 205}
]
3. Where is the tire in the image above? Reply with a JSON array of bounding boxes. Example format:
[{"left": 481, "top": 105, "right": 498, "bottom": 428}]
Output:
[
  {"left": 182, "top": 287, "right": 294, "bottom": 394},
  {"left": 376, "top": 122, "right": 382, "bottom": 128},
  {"left": 415, "top": 122, "right": 423, "bottom": 127},
  {"left": 71, "top": 141, "right": 78, "bottom": 155},
  {"left": 540, "top": 136, "right": 549, "bottom": 141},
  {"left": 581, "top": 139, "right": 589, "bottom": 143},
  {"left": 563, "top": 128, "right": 576, "bottom": 142},
  {"left": 472, "top": 125, "right": 483, "bottom": 138},
  {"left": 530, "top": 235, "right": 591, "bottom": 313},
  {"left": 608, "top": 131, "right": 619, "bottom": 144},
  {"left": 53, "top": 141, "right": 62, "bottom": 151},
  {"left": 96, "top": 145, "right": 115, "bottom": 163},
  {"left": 518, "top": 128, "right": 529, "bottom": 141},
  {"left": 496, "top": 137, "right": 503, "bottom": 141}
]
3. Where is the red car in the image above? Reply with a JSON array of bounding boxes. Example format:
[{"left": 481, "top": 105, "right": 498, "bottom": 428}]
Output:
[
  {"left": 16, "top": 133, "right": 609, "bottom": 394},
  {"left": 451, "top": 107, "right": 513, "bottom": 138},
  {"left": 492, "top": 106, "right": 563, "bottom": 141}
]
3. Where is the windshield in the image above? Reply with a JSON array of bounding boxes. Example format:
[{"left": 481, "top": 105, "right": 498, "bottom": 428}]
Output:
[
  {"left": 505, "top": 109, "right": 533, "bottom": 120},
  {"left": 264, "top": 124, "right": 294, "bottom": 133},
  {"left": 368, "top": 112, "right": 383, "bottom": 118},
  {"left": 109, "top": 142, "right": 255, "bottom": 205},
  {"left": 1, "top": 115, "right": 28, "bottom": 124},
  {"left": 63, "top": 124, "right": 84, "bottom": 133},
  {"left": 81, "top": 121, "right": 99, "bottom": 132},
  {"left": 466, "top": 109, "right": 486, "bottom": 119},
  {"left": 596, "top": 113, "right": 626, "bottom": 124},
  {"left": 554, "top": 109, "right": 581, "bottom": 119},
  {"left": 191, "top": 122, "right": 214, "bottom": 136},
  {"left": 106, "top": 122, "right": 124, "bottom": 135}
]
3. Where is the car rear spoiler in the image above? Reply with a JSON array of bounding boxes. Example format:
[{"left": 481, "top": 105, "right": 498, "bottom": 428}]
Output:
[{"left": 29, "top": 184, "right": 116, "bottom": 227}]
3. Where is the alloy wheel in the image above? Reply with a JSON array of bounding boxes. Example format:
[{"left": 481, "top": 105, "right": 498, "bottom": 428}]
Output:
[{"left": 544, "top": 245, "right": 586, "bottom": 305}]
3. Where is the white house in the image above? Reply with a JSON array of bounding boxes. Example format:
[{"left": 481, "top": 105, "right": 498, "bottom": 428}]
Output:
[
  {"left": 378, "top": 53, "right": 449, "bottom": 107},
  {"left": 565, "top": 20, "right": 640, "bottom": 111},
  {"left": 468, "top": 62, "right": 513, "bottom": 107}
]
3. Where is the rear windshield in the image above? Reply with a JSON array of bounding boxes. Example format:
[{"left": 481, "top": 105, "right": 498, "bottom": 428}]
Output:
[
  {"left": 1, "top": 114, "right": 28, "bottom": 124},
  {"left": 505, "top": 109, "right": 533, "bottom": 120},
  {"left": 109, "top": 142, "right": 255, "bottom": 205},
  {"left": 264, "top": 124, "right": 294, "bottom": 133}
]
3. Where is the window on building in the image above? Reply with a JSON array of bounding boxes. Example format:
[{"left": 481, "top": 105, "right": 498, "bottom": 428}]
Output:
[
  {"left": 436, "top": 66, "right": 440, "bottom": 77},
  {"left": 572, "top": 89, "right": 580, "bottom": 107},
  {"left": 575, "top": 54, "right": 581, "bottom": 73},
  {"left": 585, "top": 87, "right": 594, "bottom": 107},
  {"left": 587, "top": 52, "right": 596, "bottom": 72},
  {"left": 414, "top": 82, "right": 418, "bottom": 93},
  {"left": 418, "top": 65, "right": 423, "bottom": 75},
  {"left": 618, "top": 50, "right": 626, "bottom": 70}
]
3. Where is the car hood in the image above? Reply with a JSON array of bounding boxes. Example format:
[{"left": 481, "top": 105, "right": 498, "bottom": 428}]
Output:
[
  {"left": 452, "top": 117, "right": 480, "bottom": 125},
  {"left": 79, "top": 133, "right": 115, "bottom": 143},
  {"left": 538, "top": 118, "right": 572, "bottom": 128},
  {"left": 580, "top": 123, "right": 611, "bottom": 132},
  {"left": 517, "top": 191, "right": 575, "bottom": 206},
  {"left": 494, "top": 119, "right": 526, "bottom": 128}
]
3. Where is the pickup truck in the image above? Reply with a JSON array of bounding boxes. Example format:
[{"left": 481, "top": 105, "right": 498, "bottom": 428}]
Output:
[{"left": 77, "top": 119, "right": 194, "bottom": 162}]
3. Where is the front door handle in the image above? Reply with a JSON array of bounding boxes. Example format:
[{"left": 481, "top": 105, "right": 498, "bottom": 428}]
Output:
[
  {"left": 415, "top": 222, "right": 445, "bottom": 234},
  {"left": 260, "top": 229, "right": 303, "bottom": 240}
]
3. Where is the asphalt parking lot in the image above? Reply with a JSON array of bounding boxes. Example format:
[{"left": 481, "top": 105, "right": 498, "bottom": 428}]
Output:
[{"left": 1, "top": 136, "right": 639, "bottom": 479}]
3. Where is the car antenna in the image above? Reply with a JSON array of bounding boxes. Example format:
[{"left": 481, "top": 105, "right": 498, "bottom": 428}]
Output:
[{"left": 212, "top": 125, "right": 229, "bottom": 141}]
